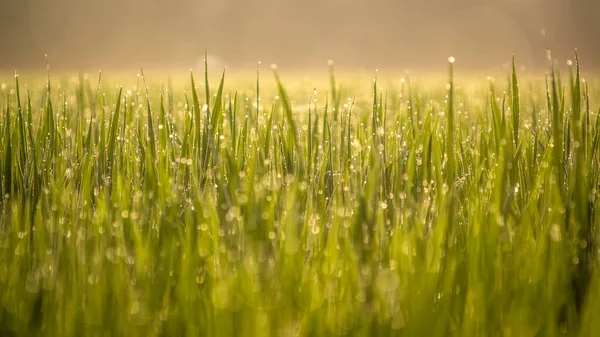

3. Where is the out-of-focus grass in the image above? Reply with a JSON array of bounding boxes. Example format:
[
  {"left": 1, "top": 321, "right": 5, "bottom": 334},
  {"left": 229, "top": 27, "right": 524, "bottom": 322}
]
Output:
[{"left": 0, "top": 52, "right": 599, "bottom": 336}]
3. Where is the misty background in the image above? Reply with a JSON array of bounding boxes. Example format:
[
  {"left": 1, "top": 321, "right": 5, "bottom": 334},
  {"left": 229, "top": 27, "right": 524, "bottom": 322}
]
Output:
[{"left": 0, "top": 0, "right": 598, "bottom": 71}]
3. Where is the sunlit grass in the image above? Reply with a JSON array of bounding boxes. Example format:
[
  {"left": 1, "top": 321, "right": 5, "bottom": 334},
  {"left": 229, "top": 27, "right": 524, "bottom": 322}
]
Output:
[{"left": 0, "top": 52, "right": 599, "bottom": 336}]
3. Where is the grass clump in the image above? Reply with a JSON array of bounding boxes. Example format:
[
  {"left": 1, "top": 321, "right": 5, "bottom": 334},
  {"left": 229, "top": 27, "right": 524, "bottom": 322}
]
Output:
[{"left": 1, "top": 53, "right": 600, "bottom": 336}]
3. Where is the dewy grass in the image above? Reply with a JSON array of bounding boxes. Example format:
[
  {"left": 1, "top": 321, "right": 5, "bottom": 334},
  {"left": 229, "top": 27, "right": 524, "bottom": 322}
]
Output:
[{"left": 1, "top": 53, "right": 600, "bottom": 337}]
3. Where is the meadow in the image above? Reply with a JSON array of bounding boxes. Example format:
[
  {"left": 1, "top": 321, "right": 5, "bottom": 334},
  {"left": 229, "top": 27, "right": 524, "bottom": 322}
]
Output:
[{"left": 0, "top": 53, "right": 599, "bottom": 336}]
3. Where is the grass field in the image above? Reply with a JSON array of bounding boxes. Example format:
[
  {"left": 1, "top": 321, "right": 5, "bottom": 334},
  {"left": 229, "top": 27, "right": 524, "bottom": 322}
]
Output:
[{"left": 1, "top": 53, "right": 599, "bottom": 336}]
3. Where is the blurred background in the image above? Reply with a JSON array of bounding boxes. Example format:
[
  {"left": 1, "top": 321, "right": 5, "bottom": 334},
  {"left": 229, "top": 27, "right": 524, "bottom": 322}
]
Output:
[{"left": 0, "top": 0, "right": 598, "bottom": 71}]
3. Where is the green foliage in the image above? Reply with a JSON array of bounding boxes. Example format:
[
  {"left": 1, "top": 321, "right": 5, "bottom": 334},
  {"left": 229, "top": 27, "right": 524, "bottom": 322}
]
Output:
[{"left": 0, "top": 53, "right": 599, "bottom": 337}]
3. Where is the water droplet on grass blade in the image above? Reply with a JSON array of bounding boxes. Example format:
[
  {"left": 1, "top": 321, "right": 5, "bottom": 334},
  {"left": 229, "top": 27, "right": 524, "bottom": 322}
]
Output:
[
  {"left": 130, "top": 301, "right": 141, "bottom": 315},
  {"left": 550, "top": 224, "right": 562, "bottom": 242}
]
